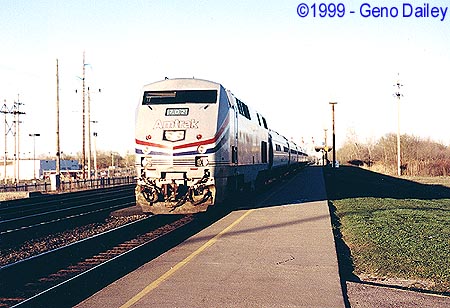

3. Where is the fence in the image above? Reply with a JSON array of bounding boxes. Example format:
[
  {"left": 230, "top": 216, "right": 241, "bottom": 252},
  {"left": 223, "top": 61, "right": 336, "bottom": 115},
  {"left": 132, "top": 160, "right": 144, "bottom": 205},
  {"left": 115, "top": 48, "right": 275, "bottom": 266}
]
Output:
[{"left": 0, "top": 176, "right": 136, "bottom": 194}]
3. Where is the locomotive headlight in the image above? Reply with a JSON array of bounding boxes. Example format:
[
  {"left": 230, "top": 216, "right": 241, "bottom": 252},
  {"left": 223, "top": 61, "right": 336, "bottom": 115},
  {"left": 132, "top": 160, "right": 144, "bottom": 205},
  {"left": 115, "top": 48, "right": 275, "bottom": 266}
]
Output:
[
  {"left": 197, "top": 145, "right": 206, "bottom": 154},
  {"left": 163, "top": 130, "right": 185, "bottom": 142},
  {"left": 142, "top": 147, "right": 151, "bottom": 155},
  {"left": 195, "top": 156, "right": 209, "bottom": 167}
]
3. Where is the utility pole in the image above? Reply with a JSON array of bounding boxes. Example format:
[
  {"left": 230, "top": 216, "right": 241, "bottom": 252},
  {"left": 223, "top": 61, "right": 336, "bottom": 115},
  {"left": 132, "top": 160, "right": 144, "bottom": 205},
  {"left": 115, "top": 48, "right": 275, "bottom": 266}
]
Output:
[
  {"left": 78, "top": 53, "right": 100, "bottom": 180},
  {"left": 82, "top": 51, "right": 86, "bottom": 179},
  {"left": 56, "top": 59, "right": 61, "bottom": 181},
  {"left": 87, "top": 87, "right": 101, "bottom": 180},
  {"left": 394, "top": 74, "right": 403, "bottom": 176},
  {"left": 13, "top": 97, "right": 25, "bottom": 183},
  {"left": 93, "top": 128, "right": 98, "bottom": 179},
  {"left": 1, "top": 101, "right": 9, "bottom": 184},
  {"left": 329, "top": 102, "right": 337, "bottom": 168},
  {"left": 87, "top": 87, "right": 91, "bottom": 180},
  {"left": 2, "top": 99, "right": 25, "bottom": 183}
]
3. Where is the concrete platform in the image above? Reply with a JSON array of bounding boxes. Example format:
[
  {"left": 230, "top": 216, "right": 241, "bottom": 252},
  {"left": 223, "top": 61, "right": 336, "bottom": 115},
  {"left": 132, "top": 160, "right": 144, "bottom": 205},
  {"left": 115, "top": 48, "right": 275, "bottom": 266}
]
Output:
[{"left": 75, "top": 167, "right": 345, "bottom": 307}]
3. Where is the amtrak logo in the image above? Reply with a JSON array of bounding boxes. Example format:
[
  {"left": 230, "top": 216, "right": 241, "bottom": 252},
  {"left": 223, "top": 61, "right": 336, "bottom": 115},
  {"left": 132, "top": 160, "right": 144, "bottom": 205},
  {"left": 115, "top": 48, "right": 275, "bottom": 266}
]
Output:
[{"left": 154, "top": 119, "right": 199, "bottom": 129}]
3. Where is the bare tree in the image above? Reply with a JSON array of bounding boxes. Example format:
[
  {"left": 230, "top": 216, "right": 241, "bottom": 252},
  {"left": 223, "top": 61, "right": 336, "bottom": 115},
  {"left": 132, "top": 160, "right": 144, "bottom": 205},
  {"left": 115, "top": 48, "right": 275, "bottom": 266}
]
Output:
[{"left": 338, "top": 132, "right": 450, "bottom": 176}]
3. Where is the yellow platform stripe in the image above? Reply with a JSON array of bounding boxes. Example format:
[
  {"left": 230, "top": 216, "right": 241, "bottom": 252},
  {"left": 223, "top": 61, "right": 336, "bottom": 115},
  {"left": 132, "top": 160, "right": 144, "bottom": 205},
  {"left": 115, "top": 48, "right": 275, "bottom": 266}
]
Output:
[{"left": 120, "top": 209, "right": 255, "bottom": 308}]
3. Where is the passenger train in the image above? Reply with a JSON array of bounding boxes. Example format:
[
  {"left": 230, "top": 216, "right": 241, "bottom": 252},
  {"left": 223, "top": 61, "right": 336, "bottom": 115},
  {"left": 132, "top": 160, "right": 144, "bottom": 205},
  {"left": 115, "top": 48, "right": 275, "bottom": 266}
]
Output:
[{"left": 135, "top": 78, "right": 309, "bottom": 214}]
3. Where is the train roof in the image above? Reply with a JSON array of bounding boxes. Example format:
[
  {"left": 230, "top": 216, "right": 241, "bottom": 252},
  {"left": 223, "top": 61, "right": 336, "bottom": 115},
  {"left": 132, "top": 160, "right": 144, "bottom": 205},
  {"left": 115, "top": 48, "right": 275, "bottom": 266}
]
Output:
[{"left": 143, "top": 78, "right": 223, "bottom": 91}]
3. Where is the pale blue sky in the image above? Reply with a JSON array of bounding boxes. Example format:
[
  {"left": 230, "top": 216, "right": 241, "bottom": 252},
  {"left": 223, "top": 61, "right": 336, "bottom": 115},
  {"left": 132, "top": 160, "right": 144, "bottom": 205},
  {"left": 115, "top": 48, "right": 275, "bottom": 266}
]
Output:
[{"left": 1, "top": 0, "right": 450, "bottom": 157}]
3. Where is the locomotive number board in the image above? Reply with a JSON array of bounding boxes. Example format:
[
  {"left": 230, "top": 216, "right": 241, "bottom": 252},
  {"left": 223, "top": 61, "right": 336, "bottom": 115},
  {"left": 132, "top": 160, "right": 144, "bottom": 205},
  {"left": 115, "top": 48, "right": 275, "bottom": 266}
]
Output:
[{"left": 165, "top": 108, "right": 189, "bottom": 116}]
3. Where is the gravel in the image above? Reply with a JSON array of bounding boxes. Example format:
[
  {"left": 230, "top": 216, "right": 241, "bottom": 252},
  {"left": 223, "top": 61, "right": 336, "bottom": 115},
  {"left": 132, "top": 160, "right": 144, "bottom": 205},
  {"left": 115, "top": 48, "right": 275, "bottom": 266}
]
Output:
[{"left": 0, "top": 214, "right": 147, "bottom": 267}]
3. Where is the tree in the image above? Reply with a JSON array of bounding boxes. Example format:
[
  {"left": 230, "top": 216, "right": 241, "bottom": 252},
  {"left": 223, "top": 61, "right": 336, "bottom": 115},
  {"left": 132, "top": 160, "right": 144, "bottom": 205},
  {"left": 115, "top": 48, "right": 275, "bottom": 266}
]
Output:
[{"left": 338, "top": 132, "right": 450, "bottom": 176}]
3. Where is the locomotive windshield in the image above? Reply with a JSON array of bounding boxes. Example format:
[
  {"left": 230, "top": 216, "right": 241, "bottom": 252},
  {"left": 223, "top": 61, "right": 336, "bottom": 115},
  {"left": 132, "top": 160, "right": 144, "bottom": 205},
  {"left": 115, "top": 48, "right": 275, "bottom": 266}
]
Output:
[{"left": 143, "top": 90, "right": 217, "bottom": 105}]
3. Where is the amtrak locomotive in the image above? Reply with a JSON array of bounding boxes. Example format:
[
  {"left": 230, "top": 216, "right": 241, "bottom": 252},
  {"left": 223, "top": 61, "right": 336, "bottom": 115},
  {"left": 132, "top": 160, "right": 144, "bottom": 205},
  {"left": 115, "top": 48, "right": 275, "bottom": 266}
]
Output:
[{"left": 135, "top": 78, "right": 308, "bottom": 214}]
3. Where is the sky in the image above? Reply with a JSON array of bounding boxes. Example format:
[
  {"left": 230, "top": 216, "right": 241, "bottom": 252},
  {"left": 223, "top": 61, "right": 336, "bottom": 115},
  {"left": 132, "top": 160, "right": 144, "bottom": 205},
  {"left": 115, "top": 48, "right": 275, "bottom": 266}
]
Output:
[{"left": 1, "top": 0, "right": 450, "bottom": 159}]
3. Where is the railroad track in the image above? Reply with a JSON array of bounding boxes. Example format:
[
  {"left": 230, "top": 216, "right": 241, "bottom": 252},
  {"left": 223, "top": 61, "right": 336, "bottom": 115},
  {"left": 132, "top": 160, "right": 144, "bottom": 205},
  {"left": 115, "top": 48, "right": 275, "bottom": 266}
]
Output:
[
  {"left": 0, "top": 184, "right": 135, "bottom": 219},
  {"left": 0, "top": 170, "right": 301, "bottom": 307},
  {"left": 0, "top": 214, "right": 195, "bottom": 308},
  {"left": 0, "top": 185, "right": 135, "bottom": 246}
]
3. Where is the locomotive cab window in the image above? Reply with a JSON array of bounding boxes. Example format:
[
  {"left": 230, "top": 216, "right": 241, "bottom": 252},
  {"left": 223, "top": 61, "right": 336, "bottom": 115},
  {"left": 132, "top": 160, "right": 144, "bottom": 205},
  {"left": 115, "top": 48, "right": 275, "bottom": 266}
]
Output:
[{"left": 143, "top": 90, "right": 217, "bottom": 105}]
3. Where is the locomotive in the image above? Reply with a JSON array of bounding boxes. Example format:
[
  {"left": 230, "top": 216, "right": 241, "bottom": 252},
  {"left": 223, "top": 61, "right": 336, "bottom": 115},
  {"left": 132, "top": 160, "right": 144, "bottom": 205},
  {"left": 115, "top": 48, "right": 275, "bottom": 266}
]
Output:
[{"left": 135, "top": 78, "right": 308, "bottom": 214}]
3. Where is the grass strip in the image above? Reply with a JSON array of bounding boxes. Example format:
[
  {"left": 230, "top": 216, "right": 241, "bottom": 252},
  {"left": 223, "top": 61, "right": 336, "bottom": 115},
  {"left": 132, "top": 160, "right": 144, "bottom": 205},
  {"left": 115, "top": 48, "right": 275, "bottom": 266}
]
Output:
[{"left": 324, "top": 166, "right": 450, "bottom": 293}]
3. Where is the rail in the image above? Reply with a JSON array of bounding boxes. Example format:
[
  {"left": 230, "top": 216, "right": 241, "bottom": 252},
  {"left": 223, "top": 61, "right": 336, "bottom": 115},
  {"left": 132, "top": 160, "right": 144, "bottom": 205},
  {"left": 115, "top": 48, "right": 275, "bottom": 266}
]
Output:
[{"left": 0, "top": 215, "right": 194, "bottom": 308}]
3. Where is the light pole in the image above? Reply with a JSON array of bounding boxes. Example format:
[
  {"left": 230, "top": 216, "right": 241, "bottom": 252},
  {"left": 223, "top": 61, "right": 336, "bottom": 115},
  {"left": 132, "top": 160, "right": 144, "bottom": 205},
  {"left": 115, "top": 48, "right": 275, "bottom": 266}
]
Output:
[
  {"left": 329, "top": 102, "right": 337, "bottom": 168},
  {"left": 29, "top": 133, "right": 40, "bottom": 180}
]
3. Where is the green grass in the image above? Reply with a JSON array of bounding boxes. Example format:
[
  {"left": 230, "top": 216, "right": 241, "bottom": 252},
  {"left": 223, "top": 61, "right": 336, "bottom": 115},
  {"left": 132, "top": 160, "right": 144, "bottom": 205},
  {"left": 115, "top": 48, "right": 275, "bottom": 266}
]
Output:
[{"left": 324, "top": 166, "right": 450, "bottom": 293}]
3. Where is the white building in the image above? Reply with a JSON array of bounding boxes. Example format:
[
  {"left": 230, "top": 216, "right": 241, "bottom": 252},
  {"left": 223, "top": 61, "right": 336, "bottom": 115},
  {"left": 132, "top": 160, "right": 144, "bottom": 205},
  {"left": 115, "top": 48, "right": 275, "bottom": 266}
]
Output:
[{"left": 0, "top": 159, "right": 80, "bottom": 181}]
